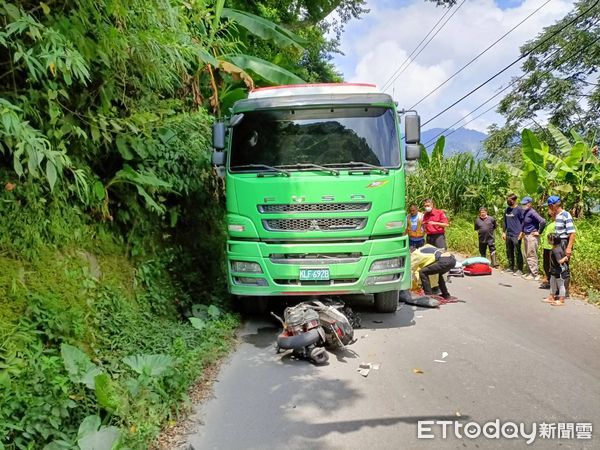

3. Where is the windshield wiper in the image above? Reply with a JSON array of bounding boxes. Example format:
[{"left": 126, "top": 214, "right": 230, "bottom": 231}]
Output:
[
  {"left": 232, "top": 164, "right": 291, "bottom": 177},
  {"left": 324, "top": 161, "right": 389, "bottom": 174},
  {"left": 276, "top": 163, "right": 340, "bottom": 176}
]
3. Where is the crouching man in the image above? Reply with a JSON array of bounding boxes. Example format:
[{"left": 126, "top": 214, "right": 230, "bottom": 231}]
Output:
[{"left": 411, "top": 244, "right": 457, "bottom": 299}]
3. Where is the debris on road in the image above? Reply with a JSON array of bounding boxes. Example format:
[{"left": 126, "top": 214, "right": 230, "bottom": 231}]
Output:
[
  {"left": 434, "top": 351, "right": 449, "bottom": 363},
  {"left": 358, "top": 364, "right": 370, "bottom": 377},
  {"left": 413, "top": 368, "right": 424, "bottom": 374},
  {"left": 357, "top": 362, "right": 380, "bottom": 377}
]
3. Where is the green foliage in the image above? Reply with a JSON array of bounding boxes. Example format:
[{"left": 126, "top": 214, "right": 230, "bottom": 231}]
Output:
[
  {"left": 0, "top": 246, "right": 239, "bottom": 449},
  {"left": 520, "top": 126, "right": 600, "bottom": 216},
  {"left": 407, "top": 138, "right": 512, "bottom": 215},
  {"left": 488, "top": 0, "right": 600, "bottom": 147},
  {"left": 77, "top": 415, "right": 120, "bottom": 450}
]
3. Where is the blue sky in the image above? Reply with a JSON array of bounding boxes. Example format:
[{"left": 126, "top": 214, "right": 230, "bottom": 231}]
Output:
[{"left": 331, "top": 0, "right": 575, "bottom": 132}]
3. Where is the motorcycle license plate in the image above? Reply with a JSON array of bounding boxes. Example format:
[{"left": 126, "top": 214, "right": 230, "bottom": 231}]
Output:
[{"left": 299, "top": 268, "right": 330, "bottom": 281}]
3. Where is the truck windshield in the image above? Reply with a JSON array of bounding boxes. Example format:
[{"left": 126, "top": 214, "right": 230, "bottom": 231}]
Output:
[{"left": 229, "top": 107, "right": 400, "bottom": 171}]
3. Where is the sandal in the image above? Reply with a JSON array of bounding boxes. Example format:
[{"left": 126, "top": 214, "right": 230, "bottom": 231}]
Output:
[
  {"left": 541, "top": 298, "right": 555, "bottom": 304},
  {"left": 551, "top": 300, "right": 565, "bottom": 306}
]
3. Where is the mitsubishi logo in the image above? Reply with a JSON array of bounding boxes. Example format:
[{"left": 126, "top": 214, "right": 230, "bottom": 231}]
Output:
[{"left": 308, "top": 220, "right": 320, "bottom": 231}]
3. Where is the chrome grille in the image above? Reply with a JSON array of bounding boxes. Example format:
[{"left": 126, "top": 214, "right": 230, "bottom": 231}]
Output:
[
  {"left": 258, "top": 202, "right": 371, "bottom": 213},
  {"left": 263, "top": 218, "right": 367, "bottom": 232},
  {"left": 270, "top": 253, "right": 362, "bottom": 264}
]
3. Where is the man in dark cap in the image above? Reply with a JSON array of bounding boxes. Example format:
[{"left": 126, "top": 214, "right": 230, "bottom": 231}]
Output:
[{"left": 519, "top": 196, "right": 546, "bottom": 281}]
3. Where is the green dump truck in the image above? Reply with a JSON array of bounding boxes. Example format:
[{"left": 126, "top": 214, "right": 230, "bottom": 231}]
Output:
[{"left": 212, "top": 83, "right": 421, "bottom": 312}]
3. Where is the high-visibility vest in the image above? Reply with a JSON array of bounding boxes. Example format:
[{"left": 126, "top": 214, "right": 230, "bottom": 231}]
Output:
[{"left": 407, "top": 213, "right": 425, "bottom": 239}]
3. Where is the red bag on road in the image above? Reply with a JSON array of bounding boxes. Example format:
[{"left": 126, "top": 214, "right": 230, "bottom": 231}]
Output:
[{"left": 463, "top": 263, "right": 492, "bottom": 276}]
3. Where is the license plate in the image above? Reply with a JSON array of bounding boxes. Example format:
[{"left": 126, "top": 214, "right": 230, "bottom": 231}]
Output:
[{"left": 299, "top": 268, "right": 330, "bottom": 281}]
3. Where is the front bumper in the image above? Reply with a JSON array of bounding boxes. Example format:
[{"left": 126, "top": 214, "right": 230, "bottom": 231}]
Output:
[{"left": 226, "top": 235, "right": 411, "bottom": 297}]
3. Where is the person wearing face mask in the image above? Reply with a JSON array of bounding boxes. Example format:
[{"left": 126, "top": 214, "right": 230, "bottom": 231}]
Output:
[
  {"left": 422, "top": 198, "right": 449, "bottom": 250},
  {"left": 502, "top": 193, "right": 524, "bottom": 275},
  {"left": 519, "top": 196, "right": 546, "bottom": 281},
  {"left": 474, "top": 207, "right": 498, "bottom": 267},
  {"left": 406, "top": 204, "right": 425, "bottom": 251}
]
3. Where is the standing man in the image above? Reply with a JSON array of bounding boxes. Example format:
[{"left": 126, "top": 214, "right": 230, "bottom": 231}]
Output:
[
  {"left": 474, "top": 207, "right": 498, "bottom": 267},
  {"left": 540, "top": 208, "right": 557, "bottom": 290},
  {"left": 519, "top": 196, "right": 546, "bottom": 281},
  {"left": 406, "top": 204, "right": 425, "bottom": 251},
  {"left": 502, "top": 193, "right": 524, "bottom": 275},
  {"left": 422, "top": 199, "right": 449, "bottom": 250},
  {"left": 547, "top": 195, "right": 576, "bottom": 296}
]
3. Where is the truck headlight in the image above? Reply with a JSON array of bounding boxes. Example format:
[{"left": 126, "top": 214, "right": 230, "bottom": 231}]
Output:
[
  {"left": 370, "top": 257, "right": 402, "bottom": 272},
  {"left": 231, "top": 261, "right": 263, "bottom": 273},
  {"left": 228, "top": 224, "right": 245, "bottom": 232}
]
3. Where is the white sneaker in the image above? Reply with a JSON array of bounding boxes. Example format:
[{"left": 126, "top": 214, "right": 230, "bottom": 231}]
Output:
[
  {"left": 533, "top": 275, "right": 541, "bottom": 281},
  {"left": 523, "top": 274, "right": 534, "bottom": 280},
  {"left": 513, "top": 270, "right": 523, "bottom": 276}
]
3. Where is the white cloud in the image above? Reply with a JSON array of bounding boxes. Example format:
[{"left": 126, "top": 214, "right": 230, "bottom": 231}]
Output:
[{"left": 334, "top": 0, "right": 575, "bottom": 132}]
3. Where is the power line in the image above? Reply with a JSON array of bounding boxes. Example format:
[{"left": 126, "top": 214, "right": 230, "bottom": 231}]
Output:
[
  {"left": 381, "top": 0, "right": 465, "bottom": 92},
  {"left": 421, "top": 0, "right": 600, "bottom": 128},
  {"left": 422, "top": 32, "right": 600, "bottom": 147},
  {"left": 381, "top": 5, "right": 455, "bottom": 91},
  {"left": 410, "top": 0, "right": 554, "bottom": 110}
]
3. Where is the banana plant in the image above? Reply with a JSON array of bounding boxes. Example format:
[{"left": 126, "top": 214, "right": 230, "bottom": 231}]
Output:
[
  {"left": 546, "top": 125, "right": 600, "bottom": 217},
  {"left": 520, "top": 127, "right": 600, "bottom": 216},
  {"left": 199, "top": 1, "right": 305, "bottom": 115}
]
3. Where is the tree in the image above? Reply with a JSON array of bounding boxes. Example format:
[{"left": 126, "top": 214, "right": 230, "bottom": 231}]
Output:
[{"left": 487, "top": 0, "right": 600, "bottom": 150}]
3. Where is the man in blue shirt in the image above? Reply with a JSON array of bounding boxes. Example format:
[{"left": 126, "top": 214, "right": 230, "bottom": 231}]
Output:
[
  {"left": 519, "top": 196, "right": 546, "bottom": 280},
  {"left": 502, "top": 193, "right": 524, "bottom": 275}
]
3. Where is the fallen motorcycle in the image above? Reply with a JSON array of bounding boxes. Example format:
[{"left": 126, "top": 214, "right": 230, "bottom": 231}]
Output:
[{"left": 271, "top": 300, "right": 357, "bottom": 365}]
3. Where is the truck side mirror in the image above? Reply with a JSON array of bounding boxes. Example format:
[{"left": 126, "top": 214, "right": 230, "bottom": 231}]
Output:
[
  {"left": 405, "top": 144, "right": 421, "bottom": 161},
  {"left": 405, "top": 114, "right": 421, "bottom": 144},
  {"left": 212, "top": 151, "right": 225, "bottom": 166},
  {"left": 213, "top": 122, "right": 226, "bottom": 150}
]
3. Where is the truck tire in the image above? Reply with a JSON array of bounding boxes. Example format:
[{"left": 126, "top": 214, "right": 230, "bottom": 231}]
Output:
[
  {"left": 374, "top": 290, "right": 399, "bottom": 313},
  {"left": 239, "top": 296, "right": 269, "bottom": 316}
]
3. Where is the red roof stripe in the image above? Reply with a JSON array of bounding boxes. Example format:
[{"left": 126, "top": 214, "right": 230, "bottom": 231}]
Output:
[{"left": 251, "top": 82, "right": 377, "bottom": 93}]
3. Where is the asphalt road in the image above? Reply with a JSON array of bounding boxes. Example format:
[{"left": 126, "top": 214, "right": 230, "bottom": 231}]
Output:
[{"left": 185, "top": 270, "right": 600, "bottom": 449}]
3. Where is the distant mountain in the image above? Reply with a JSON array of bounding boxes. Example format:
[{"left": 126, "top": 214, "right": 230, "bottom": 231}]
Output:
[{"left": 421, "top": 127, "right": 488, "bottom": 157}]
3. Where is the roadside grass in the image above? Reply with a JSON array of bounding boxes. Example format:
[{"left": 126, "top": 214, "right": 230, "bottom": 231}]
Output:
[
  {"left": 0, "top": 238, "right": 239, "bottom": 449},
  {"left": 446, "top": 214, "right": 600, "bottom": 303}
]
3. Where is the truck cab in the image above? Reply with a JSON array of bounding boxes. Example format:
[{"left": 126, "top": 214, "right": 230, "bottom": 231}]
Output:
[{"left": 212, "top": 83, "right": 421, "bottom": 312}]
